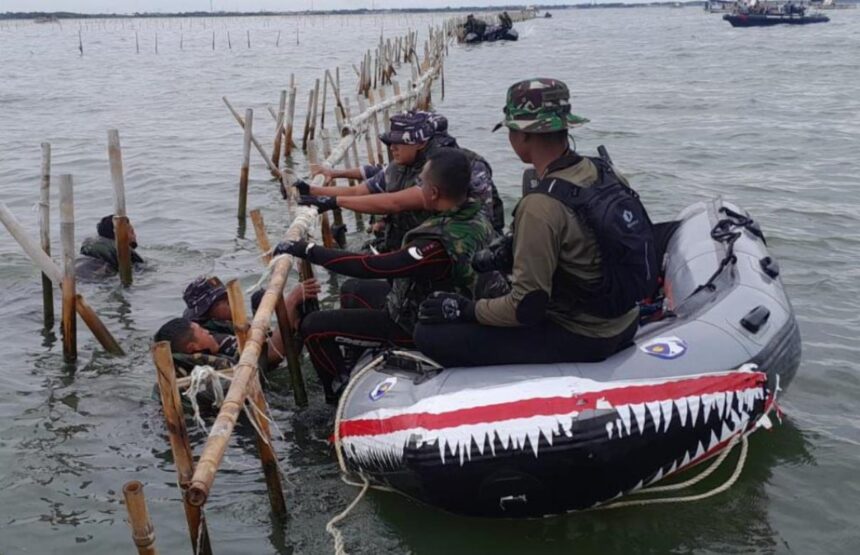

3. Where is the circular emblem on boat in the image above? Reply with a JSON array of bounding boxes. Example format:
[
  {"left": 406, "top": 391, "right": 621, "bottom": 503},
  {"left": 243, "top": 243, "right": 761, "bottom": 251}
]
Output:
[
  {"left": 369, "top": 376, "right": 398, "bottom": 401},
  {"left": 640, "top": 336, "right": 687, "bottom": 360}
]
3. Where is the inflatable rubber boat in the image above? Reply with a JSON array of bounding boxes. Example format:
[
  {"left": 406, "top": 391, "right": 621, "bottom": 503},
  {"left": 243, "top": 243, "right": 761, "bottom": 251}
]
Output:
[
  {"left": 464, "top": 26, "right": 519, "bottom": 43},
  {"left": 334, "top": 198, "right": 801, "bottom": 517},
  {"left": 723, "top": 12, "right": 829, "bottom": 26}
]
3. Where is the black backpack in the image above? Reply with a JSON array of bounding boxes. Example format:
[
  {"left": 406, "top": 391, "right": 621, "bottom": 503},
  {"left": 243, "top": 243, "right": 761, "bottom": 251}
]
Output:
[{"left": 521, "top": 149, "right": 658, "bottom": 319}]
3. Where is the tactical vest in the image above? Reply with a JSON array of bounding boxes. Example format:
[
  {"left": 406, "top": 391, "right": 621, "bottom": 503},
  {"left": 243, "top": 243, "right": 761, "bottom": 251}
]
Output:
[
  {"left": 518, "top": 153, "right": 657, "bottom": 319},
  {"left": 385, "top": 199, "right": 494, "bottom": 332},
  {"left": 79, "top": 236, "right": 144, "bottom": 271}
]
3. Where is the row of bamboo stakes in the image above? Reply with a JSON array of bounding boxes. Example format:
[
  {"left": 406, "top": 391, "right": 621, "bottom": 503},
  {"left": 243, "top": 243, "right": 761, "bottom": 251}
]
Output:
[
  {"left": 123, "top": 18, "right": 457, "bottom": 554},
  {"left": 0, "top": 130, "right": 140, "bottom": 361}
]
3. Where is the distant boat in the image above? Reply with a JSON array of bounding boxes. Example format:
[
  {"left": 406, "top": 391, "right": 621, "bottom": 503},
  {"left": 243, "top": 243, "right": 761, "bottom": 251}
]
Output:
[
  {"left": 33, "top": 15, "right": 59, "bottom": 24},
  {"left": 704, "top": 0, "right": 735, "bottom": 12},
  {"left": 544, "top": 11, "right": 553, "bottom": 18},
  {"left": 723, "top": 12, "right": 830, "bottom": 26}
]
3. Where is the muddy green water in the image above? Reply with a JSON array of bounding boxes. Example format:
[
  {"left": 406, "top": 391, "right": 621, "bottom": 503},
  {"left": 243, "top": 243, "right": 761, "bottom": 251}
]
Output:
[{"left": 1, "top": 7, "right": 859, "bottom": 554}]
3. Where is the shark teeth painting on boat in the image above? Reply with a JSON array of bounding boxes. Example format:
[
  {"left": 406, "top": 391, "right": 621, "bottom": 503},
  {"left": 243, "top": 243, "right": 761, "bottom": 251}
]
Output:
[{"left": 339, "top": 364, "right": 769, "bottom": 486}]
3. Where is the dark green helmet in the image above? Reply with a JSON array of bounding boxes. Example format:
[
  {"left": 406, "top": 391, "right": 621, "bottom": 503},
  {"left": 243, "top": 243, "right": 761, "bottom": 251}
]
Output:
[{"left": 493, "top": 78, "right": 589, "bottom": 134}]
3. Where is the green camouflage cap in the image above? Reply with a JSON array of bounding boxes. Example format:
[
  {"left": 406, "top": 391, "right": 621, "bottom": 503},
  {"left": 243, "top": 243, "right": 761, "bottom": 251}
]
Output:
[{"left": 493, "top": 78, "right": 590, "bottom": 134}]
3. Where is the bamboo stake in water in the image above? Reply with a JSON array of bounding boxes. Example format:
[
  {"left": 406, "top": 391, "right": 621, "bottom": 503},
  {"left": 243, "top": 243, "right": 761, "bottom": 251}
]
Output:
[
  {"left": 107, "top": 130, "right": 133, "bottom": 286},
  {"left": 356, "top": 95, "right": 376, "bottom": 167},
  {"left": 284, "top": 85, "right": 297, "bottom": 158},
  {"left": 321, "top": 71, "right": 329, "bottom": 129},
  {"left": 301, "top": 88, "right": 313, "bottom": 152},
  {"left": 366, "top": 89, "right": 386, "bottom": 166},
  {"left": 122, "top": 481, "right": 158, "bottom": 555},
  {"left": 309, "top": 78, "right": 321, "bottom": 141},
  {"left": 238, "top": 108, "right": 253, "bottom": 225},
  {"left": 0, "top": 204, "right": 124, "bottom": 355},
  {"left": 59, "top": 175, "right": 76, "bottom": 363},
  {"left": 222, "top": 96, "right": 282, "bottom": 179},
  {"left": 39, "top": 143, "right": 54, "bottom": 329},
  {"left": 152, "top": 343, "right": 213, "bottom": 555},
  {"left": 271, "top": 89, "right": 286, "bottom": 169},
  {"left": 226, "top": 279, "right": 288, "bottom": 519}
]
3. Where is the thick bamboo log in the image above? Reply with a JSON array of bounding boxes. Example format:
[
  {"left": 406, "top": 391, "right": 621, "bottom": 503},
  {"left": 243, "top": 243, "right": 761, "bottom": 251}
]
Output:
[
  {"left": 39, "top": 142, "right": 54, "bottom": 329},
  {"left": 59, "top": 175, "right": 76, "bottom": 363},
  {"left": 249, "top": 209, "right": 273, "bottom": 264},
  {"left": 0, "top": 204, "right": 124, "bottom": 355},
  {"left": 152, "top": 343, "right": 212, "bottom": 555},
  {"left": 271, "top": 89, "right": 286, "bottom": 169},
  {"left": 222, "top": 96, "right": 282, "bottom": 179},
  {"left": 107, "top": 130, "right": 133, "bottom": 286},
  {"left": 307, "top": 141, "right": 335, "bottom": 249},
  {"left": 238, "top": 108, "right": 253, "bottom": 222},
  {"left": 226, "top": 278, "right": 287, "bottom": 518},
  {"left": 357, "top": 96, "right": 376, "bottom": 167},
  {"left": 122, "top": 481, "right": 158, "bottom": 555}
]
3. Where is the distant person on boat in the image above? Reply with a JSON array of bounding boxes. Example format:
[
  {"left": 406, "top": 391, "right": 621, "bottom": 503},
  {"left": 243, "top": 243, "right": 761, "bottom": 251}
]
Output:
[
  {"left": 499, "top": 11, "right": 514, "bottom": 29},
  {"left": 295, "top": 110, "right": 503, "bottom": 252},
  {"left": 463, "top": 14, "right": 487, "bottom": 39},
  {"left": 273, "top": 148, "right": 494, "bottom": 403},
  {"left": 75, "top": 214, "right": 144, "bottom": 281},
  {"left": 415, "top": 78, "right": 657, "bottom": 368}
]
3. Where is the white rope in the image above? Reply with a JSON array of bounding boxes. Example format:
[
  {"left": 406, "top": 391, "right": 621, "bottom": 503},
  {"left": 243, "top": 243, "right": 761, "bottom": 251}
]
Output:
[
  {"left": 326, "top": 474, "right": 370, "bottom": 555},
  {"left": 183, "top": 365, "right": 226, "bottom": 432}
]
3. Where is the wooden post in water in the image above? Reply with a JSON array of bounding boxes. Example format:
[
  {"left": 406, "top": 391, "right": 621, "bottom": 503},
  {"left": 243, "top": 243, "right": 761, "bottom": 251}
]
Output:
[
  {"left": 320, "top": 71, "right": 329, "bottom": 130},
  {"left": 284, "top": 85, "right": 297, "bottom": 158},
  {"left": 225, "top": 278, "right": 288, "bottom": 519},
  {"left": 309, "top": 78, "right": 321, "bottom": 141},
  {"left": 0, "top": 204, "right": 124, "bottom": 355},
  {"left": 238, "top": 108, "right": 253, "bottom": 226},
  {"left": 78, "top": 29, "right": 83, "bottom": 56},
  {"left": 135, "top": 31, "right": 139, "bottom": 54},
  {"left": 377, "top": 87, "right": 393, "bottom": 164},
  {"left": 59, "top": 175, "right": 76, "bottom": 363},
  {"left": 122, "top": 481, "right": 158, "bottom": 555},
  {"left": 39, "top": 143, "right": 54, "bottom": 329},
  {"left": 301, "top": 88, "right": 313, "bottom": 152},
  {"left": 107, "top": 130, "right": 133, "bottom": 287},
  {"left": 152, "top": 343, "right": 213, "bottom": 555},
  {"left": 307, "top": 141, "right": 335, "bottom": 249},
  {"left": 222, "top": 97, "right": 282, "bottom": 179},
  {"left": 364, "top": 92, "right": 385, "bottom": 166},
  {"left": 271, "top": 89, "right": 286, "bottom": 169}
]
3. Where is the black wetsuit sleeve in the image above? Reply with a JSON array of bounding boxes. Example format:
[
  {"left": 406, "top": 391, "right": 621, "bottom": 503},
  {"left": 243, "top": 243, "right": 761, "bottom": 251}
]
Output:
[{"left": 306, "top": 239, "right": 452, "bottom": 280}]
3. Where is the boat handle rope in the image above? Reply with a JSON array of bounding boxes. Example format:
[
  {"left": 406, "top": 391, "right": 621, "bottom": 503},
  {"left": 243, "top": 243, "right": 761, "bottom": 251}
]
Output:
[{"left": 690, "top": 206, "right": 763, "bottom": 296}]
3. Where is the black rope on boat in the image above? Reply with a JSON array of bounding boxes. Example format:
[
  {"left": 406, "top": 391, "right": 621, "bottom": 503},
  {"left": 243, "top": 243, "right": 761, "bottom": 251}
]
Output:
[{"left": 690, "top": 207, "right": 764, "bottom": 297}]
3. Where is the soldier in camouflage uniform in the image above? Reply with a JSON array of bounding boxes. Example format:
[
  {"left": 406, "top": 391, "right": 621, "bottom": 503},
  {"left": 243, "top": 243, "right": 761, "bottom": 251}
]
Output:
[
  {"left": 294, "top": 110, "right": 504, "bottom": 250},
  {"left": 154, "top": 317, "right": 239, "bottom": 374},
  {"left": 273, "top": 148, "right": 494, "bottom": 403},
  {"left": 75, "top": 214, "right": 144, "bottom": 281},
  {"left": 416, "top": 78, "right": 648, "bottom": 367}
]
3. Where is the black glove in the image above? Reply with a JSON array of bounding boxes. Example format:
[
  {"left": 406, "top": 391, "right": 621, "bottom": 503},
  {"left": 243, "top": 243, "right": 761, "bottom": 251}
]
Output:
[
  {"left": 418, "top": 292, "right": 476, "bottom": 324},
  {"left": 298, "top": 195, "right": 338, "bottom": 214},
  {"left": 294, "top": 179, "right": 311, "bottom": 196},
  {"left": 273, "top": 240, "right": 313, "bottom": 259}
]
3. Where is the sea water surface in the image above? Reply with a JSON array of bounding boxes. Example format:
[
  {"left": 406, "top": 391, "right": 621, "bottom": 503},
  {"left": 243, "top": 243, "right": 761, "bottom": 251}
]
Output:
[{"left": 1, "top": 7, "right": 859, "bottom": 554}]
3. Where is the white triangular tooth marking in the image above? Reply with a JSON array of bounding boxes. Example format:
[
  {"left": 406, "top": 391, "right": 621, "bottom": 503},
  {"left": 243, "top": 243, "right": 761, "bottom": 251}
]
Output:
[
  {"left": 615, "top": 418, "right": 624, "bottom": 438},
  {"left": 688, "top": 395, "right": 700, "bottom": 426},
  {"left": 648, "top": 466, "right": 664, "bottom": 486},
  {"left": 702, "top": 393, "right": 714, "bottom": 423},
  {"left": 528, "top": 429, "right": 540, "bottom": 457},
  {"left": 709, "top": 430, "right": 720, "bottom": 450},
  {"left": 660, "top": 399, "right": 674, "bottom": 432},
  {"left": 726, "top": 390, "right": 735, "bottom": 412},
  {"left": 715, "top": 391, "right": 727, "bottom": 420},
  {"left": 617, "top": 405, "right": 632, "bottom": 436},
  {"left": 666, "top": 460, "right": 678, "bottom": 475},
  {"left": 694, "top": 441, "right": 706, "bottom": 460},
  {"left": 680, "top": 450, "right": 691, "bottom": 468},
  {"left": 606, "top": 421, "right": 614, "bottom": 440},
  {"left": 631, "top": 480, "right": 644, "bottom": 492},
  {"left": 630, "top": 403, "right": 647, "bottom": 434},
  {"left": 475, "top": 433, "right": 486, "bottom": 456},
  {"left": 646, "top": 401, "right": 662, "bottom": 433},
  {"left": 675, "top": 398, "right": 689, "bottom": 427},
  {"left": 721, "top": 421, "right": 733, "bottom": 442}
]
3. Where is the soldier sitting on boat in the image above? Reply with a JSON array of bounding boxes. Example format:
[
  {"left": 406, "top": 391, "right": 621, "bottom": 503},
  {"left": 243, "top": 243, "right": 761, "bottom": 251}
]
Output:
[
  {"left": 75, "top": 214, "right": 144, "bottom": 280},
  {"left": 463, "top": 14, "right": 487, "bottom": 39},
  {"left": 415, "top": 79, "right": 657, "bottom": 367},
  {"left": 273, "top": 148, "right": 494, "bottom": 403}
]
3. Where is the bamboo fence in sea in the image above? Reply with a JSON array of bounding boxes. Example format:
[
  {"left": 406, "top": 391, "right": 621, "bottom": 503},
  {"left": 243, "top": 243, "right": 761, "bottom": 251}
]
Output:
[{"left": 128, "top": 10, "right": 536, "bottom": 555}]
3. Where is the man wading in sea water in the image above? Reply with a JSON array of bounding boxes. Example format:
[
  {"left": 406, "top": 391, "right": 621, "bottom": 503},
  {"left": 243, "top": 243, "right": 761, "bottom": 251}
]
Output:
[
  {"left": 75, "top": 214, "right": 144, "bottom": 280},
  {"left": 273, "top": 148, "right": 494, "bottom": 403},
  {"left": 415, "top": 78, "right": 658, "bottom": 367}
]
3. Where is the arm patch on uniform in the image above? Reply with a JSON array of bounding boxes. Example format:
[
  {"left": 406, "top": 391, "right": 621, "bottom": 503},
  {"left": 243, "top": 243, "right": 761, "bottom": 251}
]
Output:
[{"left": 516, "top": 290, "right": 549, "bottom": 326}]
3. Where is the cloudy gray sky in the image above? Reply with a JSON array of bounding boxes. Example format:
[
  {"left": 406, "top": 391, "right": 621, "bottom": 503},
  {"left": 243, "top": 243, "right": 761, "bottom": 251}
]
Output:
[{"left": 0, "top": 0, "right": 621, "bottom": 14}]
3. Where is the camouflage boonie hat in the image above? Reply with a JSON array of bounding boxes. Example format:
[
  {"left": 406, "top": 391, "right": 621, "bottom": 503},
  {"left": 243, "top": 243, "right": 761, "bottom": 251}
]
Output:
[
  {"left": 182, "top": 276, "right": 227, "bottom": 320},
  {"left": 380, "top": 111, "right": 435, "bottom": 145},
  {"left": 492, "top": 78, "right": 589, "bottom": 134}
]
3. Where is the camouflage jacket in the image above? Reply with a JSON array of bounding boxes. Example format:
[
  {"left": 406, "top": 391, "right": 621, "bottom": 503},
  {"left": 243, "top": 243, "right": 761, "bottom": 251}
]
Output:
[
  {"left": 75, "top": 236, "right": 144, "bottom": 280},
  {"left": 386, "top": 199, "right": 494, "bottom": 332}
]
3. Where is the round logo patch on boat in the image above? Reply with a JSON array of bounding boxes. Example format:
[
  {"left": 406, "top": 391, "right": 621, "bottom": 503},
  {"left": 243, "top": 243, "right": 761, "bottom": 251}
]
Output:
[
  {"left": 640, "top": 336, "right": 687, "bottom": 360},
  {"left": 369, "top": 377, "right": 398, "bottom": 401}
]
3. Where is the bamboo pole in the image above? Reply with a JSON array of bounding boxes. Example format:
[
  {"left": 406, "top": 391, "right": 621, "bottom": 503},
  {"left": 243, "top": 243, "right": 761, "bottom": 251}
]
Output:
[
  {"left": 357, "top": 96, "right": 376, "bottom": 167},
  {"left": 271, "top": 89, "right": 286, "bottom": 170},
  {"left": 226, "top": 278, "right": 287, "bottom": 518},
  {"left": 59, "top": 175, "right": 76, "bottom": 363},
  {"left": 187, "top": 60, "right": 444, "bottom": 504},
  {"left": 238, "top": 108, "right": 253, "bottom": 223},
  {"left": 249, "top": 209, "right": 272, "bottom": 264},
  {"left": 301, "top": 88, "right": 313, "bottom": 152},
  {"left": 284, "top": 85, "right": 297, "bottom": 158},
  {"left": 122, "top": 481, "right": 158, "bottom": 555},
  {"left": 377, "top": 88, "right": 392, "bottom": 164},
  {"left": 321, "top": 71, "right": 328, "bottom": 130},
  {"left": 107, "top": 130, "right": 133, "bottom": 287},
  {"left": 222, "top": 96, "right": 282, "bottom": 179},
  {"left": 392, "top": 81, "right": 403, "bottom": 113},
  {"left": 39, "top": 142, "right": 54, "bottom": 329},
  {"left": 365, "top": 92, "right": 385, "bottom": 166},
  {"left": 307, "top": 141, "right": 335, "bottom": 249},
  {"left": 309, "top": 78, "right": 321, "bottom": 141},
  {"left": 152, "top": 343, "right": 212, "bottom": 555},
  {"left": 0, "top": 204, "right": 124, "bottom": 355}
]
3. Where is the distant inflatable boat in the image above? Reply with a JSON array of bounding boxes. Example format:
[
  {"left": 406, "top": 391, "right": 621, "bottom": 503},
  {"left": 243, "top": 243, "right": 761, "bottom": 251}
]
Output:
[
  {"left": 333, "top": 198, "right": 801, "bottom": 517},
  {"left": 464, "top": 27, "right": 519, "bottom": 43},
  {"left": 724, "top": 12, "right": 830, "bottom": 26}
]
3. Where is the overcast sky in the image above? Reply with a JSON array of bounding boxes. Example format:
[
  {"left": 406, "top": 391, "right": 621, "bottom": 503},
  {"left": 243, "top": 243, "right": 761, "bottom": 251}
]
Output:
[{"left": 0, "top": 1, "right": 622, "bottom": 14}]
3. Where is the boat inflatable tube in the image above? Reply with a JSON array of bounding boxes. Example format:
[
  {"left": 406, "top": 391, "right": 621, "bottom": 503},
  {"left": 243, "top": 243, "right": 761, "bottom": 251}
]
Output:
[{"left": 335, "top": 199, "right": 801, "bottom": 517}]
